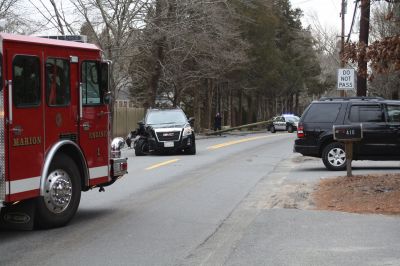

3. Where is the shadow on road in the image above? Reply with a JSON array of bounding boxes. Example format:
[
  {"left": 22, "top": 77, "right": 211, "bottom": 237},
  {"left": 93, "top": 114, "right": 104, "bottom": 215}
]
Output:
[
  {"left": 0, "top": 207, "right": 116, "bottom": 235},
  {"left": 297, "top": 166, "right": 400, "bottom": 173}
]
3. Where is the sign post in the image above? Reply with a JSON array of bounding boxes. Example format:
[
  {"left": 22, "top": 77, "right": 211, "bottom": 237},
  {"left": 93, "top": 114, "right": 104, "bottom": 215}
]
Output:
[
  {"left": 333, "top": 124, "right": 363, "bottom": 177},
  {"left": 337, "top": 68, "right": 355, "bottom": 91}
]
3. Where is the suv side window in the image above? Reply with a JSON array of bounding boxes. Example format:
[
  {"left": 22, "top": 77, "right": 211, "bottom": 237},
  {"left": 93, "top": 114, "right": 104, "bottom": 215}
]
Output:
[
  {"left": 349, "top": 105, "right": 384, "bottom": 122},
  {"left": 387, "top": 105, "right": 400, "bottom": 123},
  {"left": 303, "top": 103, "right": 341, "bottom": 123}
]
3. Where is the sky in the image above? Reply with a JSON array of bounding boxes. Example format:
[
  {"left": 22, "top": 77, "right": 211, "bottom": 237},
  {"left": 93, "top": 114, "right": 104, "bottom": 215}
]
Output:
[{"left": 290, "top": 0, "right": 358, "bottom": 36}]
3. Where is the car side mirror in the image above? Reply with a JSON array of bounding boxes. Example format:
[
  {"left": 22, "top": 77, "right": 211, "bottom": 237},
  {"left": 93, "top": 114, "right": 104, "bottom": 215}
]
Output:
[
  {"left": 138, "top": 121, "right": 145, "bottom": 129},
  {"left": 188, "top": 117, "right": 195, "bottom": 126}
]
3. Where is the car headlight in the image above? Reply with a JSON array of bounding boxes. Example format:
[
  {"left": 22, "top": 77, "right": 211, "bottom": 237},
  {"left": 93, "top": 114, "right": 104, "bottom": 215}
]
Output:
[{"left": 183, "top": 126, "right": 193, "bottom": 136}]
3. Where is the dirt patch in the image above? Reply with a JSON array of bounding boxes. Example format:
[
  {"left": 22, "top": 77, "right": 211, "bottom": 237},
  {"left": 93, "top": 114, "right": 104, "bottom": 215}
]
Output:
[
  {"left": 259, "top": 182, "right": 315, "bottom": 210},
  {"left": 313, "top": 174, "right": 400, "bottom": 215}
]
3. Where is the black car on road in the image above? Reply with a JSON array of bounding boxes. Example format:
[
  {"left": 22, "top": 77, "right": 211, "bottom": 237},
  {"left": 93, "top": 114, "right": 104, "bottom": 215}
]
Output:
[
  {"left": 294, "top": 97, "right": 400, "bottom": 170},
  {"left": 131, "top": 108, "right": 196, "bottom": 156}
]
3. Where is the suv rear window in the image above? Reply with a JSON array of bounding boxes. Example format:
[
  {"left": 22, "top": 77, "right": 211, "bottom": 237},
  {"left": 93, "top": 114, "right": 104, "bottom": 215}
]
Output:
[{"left": 303, "top": 103, "right": 341, "bottom": 123}]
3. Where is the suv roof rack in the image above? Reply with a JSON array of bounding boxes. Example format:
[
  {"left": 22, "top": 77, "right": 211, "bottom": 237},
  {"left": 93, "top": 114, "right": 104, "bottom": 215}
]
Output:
[{"left": 318, "top": 96, "right": 384, "bottom": 102}]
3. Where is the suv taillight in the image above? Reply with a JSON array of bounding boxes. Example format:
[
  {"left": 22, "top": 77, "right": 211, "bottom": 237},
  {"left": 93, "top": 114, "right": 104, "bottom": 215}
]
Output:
[{"left": 297, "top": 124, "right": 304, "bottom": 138}]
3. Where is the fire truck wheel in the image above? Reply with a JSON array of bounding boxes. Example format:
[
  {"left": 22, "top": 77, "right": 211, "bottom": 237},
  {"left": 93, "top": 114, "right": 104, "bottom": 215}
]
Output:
[{"left": 35, "top": 154, "right": 81, "bottom": 229}]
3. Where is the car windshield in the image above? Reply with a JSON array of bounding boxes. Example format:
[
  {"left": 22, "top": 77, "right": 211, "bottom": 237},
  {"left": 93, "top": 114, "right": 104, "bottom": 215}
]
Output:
[
  {"left": 285, "top": 116, "right": 299, "bottom": 122},
  {"left": 146, "top": 110, "right": 187, "bottom": 125}
]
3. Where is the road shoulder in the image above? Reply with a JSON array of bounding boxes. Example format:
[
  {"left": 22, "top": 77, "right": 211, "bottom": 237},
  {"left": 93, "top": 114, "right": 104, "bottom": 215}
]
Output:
[{"left": 184, "top": 154, "right": 400, "bottom": 265}]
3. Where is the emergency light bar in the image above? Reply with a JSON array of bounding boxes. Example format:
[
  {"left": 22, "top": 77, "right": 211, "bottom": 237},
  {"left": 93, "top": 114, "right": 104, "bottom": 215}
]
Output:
[{"left": 39, "top": 35, "right": 88, "bottom": 43}]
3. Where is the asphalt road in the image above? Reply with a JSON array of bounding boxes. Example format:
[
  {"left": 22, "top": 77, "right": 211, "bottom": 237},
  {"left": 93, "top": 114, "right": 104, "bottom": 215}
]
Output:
[{"left": 1, "top": 132, "right": 400, "bottom": 266}]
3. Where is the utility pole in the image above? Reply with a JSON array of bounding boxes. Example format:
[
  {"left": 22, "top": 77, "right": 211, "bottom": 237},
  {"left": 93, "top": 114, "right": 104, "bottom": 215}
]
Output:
[
  {"left": 357, "top": 0, "right": 370, "bottom": 96},
  {"left": 340, "top": 0, "right": 347, "bottom": 97}
]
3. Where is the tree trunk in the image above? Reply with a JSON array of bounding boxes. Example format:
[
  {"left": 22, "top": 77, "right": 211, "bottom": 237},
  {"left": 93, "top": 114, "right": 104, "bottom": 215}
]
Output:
[
  {"left": 357, "top": 0, "right": 370, "bottom": 96},
  {"left": 238, "top": 90, "right": 243, "bottom": 125},
  {"left": 194, "top": 86, "right": 201, "bottom": 132},
  {"left": 206, "top": 79, "right": 214, "bottom": 130},
  {"left": 228, "top": 87, "right": 232, "bottom": 127},
  {"left": 295, "top": 93, "right": 299, "bottom": 115}
]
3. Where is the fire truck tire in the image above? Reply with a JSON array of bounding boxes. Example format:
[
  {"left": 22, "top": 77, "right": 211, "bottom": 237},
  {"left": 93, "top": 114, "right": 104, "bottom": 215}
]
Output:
[{"left": 35, "top": 154, "right": 81, "bottom": 229}]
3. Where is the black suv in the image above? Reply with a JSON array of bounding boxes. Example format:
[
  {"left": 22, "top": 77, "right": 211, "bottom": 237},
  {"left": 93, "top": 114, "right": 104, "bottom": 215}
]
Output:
[
  {"left": 294, "top": 97, "right": 400, "bottom": 170},
  {"left": 132, "top": 108, "right": 196, "bottom": 156}
]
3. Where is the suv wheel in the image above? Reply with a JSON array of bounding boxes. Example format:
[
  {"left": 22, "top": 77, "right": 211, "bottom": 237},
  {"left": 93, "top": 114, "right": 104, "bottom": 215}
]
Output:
[
  {"left": 270, "top": 126, "right": 276, "bottom": 133},
  {"left": 135, "top": 138, "right": 149, "bottom": 156},
  {"left": 322, "top": 142, "right": 346, "bottom": 171},
  {"left": 287, "top": 125, "right": 294, "bottom": 133}
]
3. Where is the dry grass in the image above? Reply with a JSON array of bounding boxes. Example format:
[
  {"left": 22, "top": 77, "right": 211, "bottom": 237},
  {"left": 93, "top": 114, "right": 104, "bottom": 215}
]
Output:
[{"left": 313, "top": 174, "right": 400, "bottom": 215}]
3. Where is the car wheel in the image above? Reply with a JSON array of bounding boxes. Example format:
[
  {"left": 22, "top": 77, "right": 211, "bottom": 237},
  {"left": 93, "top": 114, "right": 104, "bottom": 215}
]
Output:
[
  {"left": 287, "top": 125, "right": 294, "bottom": 133},
  {"left": 322, "top": 142, "right": 346, "bottom": 171},
  {"left": 35, "top": 154, "right": 81, "bottom": 229},
  {"left": 270, "top": 126, "right": 276, "bottom": 133},
  {"left": 186, "top": 137, "right": 196, "bottom": 155},
  {"left": 135, "top": 138, "right": 149, "bottom": 156}
]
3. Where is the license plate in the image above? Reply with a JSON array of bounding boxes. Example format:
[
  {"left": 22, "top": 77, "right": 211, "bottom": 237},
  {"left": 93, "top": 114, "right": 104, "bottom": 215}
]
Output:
[{"left": 164, "top": 141, "right": 174, "bottom": 147}]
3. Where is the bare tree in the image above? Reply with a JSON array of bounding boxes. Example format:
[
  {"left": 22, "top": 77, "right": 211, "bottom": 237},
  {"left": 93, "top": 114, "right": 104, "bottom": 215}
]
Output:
[
  {"left": 344, "top": 2, "right": 400, "bottom": 83},
  {"left": 28, "top": 0, "right": 77, "bottom": 35},
  {"left": 368, "top": 2, "right": 400, "bottom": 98},
  {"left": 34, "top": 0, "right": 148, "bottom": 101},
  {"left": 129, "top": 0, "right": 248, "bottom": 129},
  {"left": 0, "top": 0, "right": 39, "bottom": 33}
]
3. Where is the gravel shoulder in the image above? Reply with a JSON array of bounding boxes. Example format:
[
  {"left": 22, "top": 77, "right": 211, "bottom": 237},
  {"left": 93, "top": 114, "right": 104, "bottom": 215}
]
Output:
[{"left": 265, "top": 154, "right": 400, "bottom": 216}]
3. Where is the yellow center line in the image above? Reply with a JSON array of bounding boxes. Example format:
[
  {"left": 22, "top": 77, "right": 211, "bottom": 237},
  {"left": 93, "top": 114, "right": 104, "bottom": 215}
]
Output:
[
  {"left": 146, "top": 159, "right": 180, "bottom": 170},
  {"left": 207, "top": 134, "right": 283, "bottom": 150}
]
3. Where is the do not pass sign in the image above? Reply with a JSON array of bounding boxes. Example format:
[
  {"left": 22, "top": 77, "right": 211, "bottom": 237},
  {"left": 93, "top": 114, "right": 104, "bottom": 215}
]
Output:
[{"left": 337, "top": 68, "right": 355, "bottom": 90}]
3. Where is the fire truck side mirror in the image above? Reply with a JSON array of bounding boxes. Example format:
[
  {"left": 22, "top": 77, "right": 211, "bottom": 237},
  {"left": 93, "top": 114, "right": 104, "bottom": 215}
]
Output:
[
  {"left": 104, "top": 91, "right": 112, "bottom": 105},
  {"left": 101, "top": 62, "right": 110, "bottom": 91}
]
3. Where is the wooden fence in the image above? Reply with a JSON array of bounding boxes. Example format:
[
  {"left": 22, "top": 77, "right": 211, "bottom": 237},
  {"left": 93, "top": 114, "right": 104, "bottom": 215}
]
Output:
[{"left": 112, "top": 101, "right": 145, "bottom": 138}]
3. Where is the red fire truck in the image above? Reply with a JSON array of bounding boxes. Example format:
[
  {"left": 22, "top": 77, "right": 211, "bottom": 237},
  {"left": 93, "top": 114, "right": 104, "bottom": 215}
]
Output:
[{"left": 0, "top": 33, "right": 127, "bottom": 229}]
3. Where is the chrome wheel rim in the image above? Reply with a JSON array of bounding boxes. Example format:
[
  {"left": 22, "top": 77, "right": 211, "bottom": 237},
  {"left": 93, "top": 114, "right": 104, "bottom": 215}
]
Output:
[
  {"left": 327, "top": 147, "right": 346, "bottom": 167},
  {"left": 44, "top": 169, "right": 73, "bottom": 214}
]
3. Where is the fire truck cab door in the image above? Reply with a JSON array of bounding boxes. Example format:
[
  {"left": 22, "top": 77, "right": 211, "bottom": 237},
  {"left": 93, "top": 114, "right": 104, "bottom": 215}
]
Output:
[
  {"left": 79, "top": 61, "right": 110, "bottom": 186},
  {"left": 6, "top": 48, "right": 44, "bottom": 200}
]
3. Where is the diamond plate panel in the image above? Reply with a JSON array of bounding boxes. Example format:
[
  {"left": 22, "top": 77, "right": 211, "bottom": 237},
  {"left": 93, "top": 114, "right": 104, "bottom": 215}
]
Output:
[{"left": 0, "top": 92, "right": 4, "bottom": 202}]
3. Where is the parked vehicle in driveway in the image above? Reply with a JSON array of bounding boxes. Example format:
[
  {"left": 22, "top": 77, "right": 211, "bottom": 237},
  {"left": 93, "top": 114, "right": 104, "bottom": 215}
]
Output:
[
  {"left": 294, "top": 97, "right": 400, "bottom": 170},
  {"left": 129, "top": 108, "right": 196, "bottom": 156},
  {"left": 267, "top": 114, "right": 300, "bottom": 133}
]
